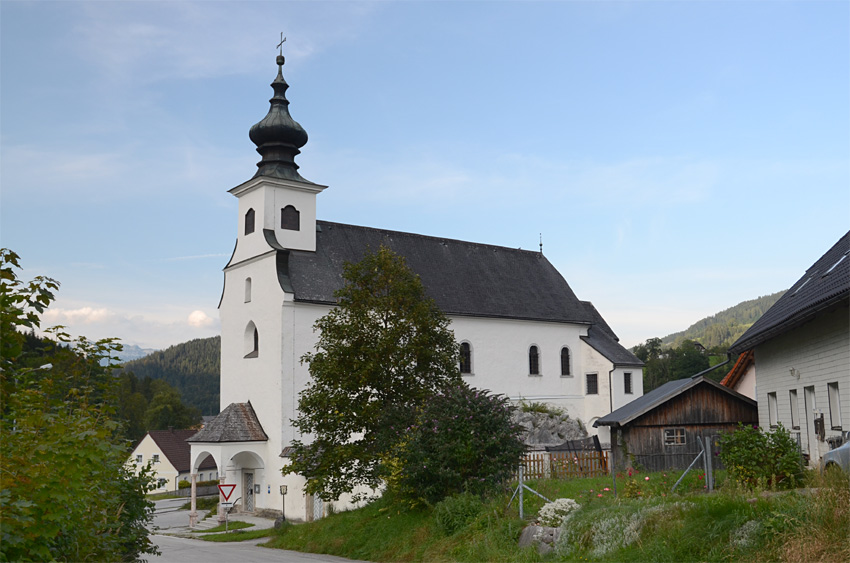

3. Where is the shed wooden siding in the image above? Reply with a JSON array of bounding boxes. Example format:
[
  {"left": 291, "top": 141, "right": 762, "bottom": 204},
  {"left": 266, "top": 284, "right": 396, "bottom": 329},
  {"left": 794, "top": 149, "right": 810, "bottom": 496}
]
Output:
[{"left": 613, "top": 383, "right": 758, "bottom": 472}]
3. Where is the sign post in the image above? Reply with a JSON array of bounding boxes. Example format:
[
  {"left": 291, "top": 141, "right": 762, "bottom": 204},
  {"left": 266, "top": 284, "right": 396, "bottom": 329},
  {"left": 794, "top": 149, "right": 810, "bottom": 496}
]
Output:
[{"left": 218, "top": 484, "right": 237, "bottom": 533}]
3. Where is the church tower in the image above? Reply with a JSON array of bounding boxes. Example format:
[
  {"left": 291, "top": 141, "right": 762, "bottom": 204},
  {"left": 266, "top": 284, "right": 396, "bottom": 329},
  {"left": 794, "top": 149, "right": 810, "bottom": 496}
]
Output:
[{"left": 218, "top": 51, "right": 326, "bottom": 450}]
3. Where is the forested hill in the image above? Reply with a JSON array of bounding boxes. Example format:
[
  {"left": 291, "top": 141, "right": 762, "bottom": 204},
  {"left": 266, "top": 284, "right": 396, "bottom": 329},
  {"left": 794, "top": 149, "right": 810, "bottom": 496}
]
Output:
[
  {"left": 120, "top": 336, "right": 220, "bottom": 415},
  {"left": 660, "top": 291, "right": 786, "bottom": 349}
]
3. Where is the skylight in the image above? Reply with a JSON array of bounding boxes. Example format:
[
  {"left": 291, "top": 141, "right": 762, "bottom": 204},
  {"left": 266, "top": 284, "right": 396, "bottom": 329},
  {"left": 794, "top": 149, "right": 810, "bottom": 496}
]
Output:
[{"left": 822, "top": 251, "right": 848, "bottom": 277}]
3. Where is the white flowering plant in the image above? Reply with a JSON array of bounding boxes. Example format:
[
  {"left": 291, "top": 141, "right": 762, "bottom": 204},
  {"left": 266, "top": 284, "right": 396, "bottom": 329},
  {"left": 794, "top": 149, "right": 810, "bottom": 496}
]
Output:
[{"left": 538, "top": 497, "right": 581, "bottom": 527}]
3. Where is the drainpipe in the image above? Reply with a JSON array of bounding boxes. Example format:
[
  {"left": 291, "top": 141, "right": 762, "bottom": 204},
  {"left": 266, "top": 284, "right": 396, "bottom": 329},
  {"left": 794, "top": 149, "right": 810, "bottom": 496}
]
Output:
[{"left": 608, "top": 368, "right": 615, "bottom": 414}]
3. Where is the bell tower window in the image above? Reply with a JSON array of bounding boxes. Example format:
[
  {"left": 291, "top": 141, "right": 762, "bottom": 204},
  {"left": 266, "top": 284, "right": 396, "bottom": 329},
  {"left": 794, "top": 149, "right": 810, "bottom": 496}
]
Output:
[
  {"left": 244, "top": 321, "right": 259, "bottom": 358},
  {"left": 281, "top": 205, "right": 300, "bottom": 231},
  {"left": 245, "top": 208, "right": 255, "bottom": 235},
  {"left": 244, "top": 278, "right": 252, "bottom": 303}
]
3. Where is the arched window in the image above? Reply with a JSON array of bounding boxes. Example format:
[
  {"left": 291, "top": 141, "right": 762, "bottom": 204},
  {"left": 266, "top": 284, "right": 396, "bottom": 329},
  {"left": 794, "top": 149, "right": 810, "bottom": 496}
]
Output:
[
  {"left": 244, "top": 321, "right": 259, "bottom": 358},
  {"left": 245, "top": 208, "right": 255, "bottom": 235},
  {"left": 560, "top": 347, "right": 571, "bottom": 376},
  {"left": 281, "top": 205, "right": 300, "bottom": 231},
  {"left": 244, "top": 277, "right": 252, "bottom": 303},
  {"left": 529, "top": 345, "right": 540, "bottom": 376},
  {"left": 459, "top": 342, "right": 472, "bottom": 374}
]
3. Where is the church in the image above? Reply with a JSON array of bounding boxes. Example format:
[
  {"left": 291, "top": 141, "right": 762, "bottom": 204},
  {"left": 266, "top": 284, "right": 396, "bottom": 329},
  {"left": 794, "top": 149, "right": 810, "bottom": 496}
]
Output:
[{"left": 188, "top": 53, "right": 643, "bottom": 522}]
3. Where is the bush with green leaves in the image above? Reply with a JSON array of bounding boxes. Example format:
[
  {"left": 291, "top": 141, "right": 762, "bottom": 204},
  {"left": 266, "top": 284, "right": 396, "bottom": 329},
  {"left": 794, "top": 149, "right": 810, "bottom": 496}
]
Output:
[
  {"left": 391, "top": 382, "right": 526, "bottom": 505},
  {"left": 718, "top": 423, "right": 802, "bottom": 489},
  {"left": 0, "top": 249, "right": 157, "bottom": 561}
]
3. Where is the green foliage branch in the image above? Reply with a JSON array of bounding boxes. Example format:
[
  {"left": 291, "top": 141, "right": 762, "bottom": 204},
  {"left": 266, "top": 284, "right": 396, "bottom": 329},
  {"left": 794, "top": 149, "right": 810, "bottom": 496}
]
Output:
[
  {"left": 0, "top": 249, "right": 158, "bottom": 561},
  {"left": 284, "top": 246, "right": 461, "bottom": 501},
  {"left": 389, "top": 382, "right": 527, "bottom": 506},
  {"left": 718, "top": 422, "right": 803, "bottom": 489}
]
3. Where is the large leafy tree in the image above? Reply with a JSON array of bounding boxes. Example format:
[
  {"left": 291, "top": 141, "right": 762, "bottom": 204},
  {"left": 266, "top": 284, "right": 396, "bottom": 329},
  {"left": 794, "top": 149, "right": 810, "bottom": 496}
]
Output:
[
  {"left": 285, "top": 245, "right": 461, "bottom": 501},
  {"left": 0, "top": 249, "right": 157, "bottom": 561}
]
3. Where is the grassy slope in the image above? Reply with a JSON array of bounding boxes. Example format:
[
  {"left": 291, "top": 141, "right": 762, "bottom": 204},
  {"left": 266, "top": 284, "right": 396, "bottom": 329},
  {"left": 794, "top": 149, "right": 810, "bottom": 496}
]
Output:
[{"left": 265, "top": 469, "right": 849, "bottom": 563}]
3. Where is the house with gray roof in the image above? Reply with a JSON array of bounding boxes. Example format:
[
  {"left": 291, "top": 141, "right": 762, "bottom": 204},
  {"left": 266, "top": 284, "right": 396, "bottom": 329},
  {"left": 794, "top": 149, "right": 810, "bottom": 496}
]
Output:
[
  {"left": 188, "top": 54, "right": 642, "bottom": 523},
  {"left": 728, "top": 230, "right": 849, "bottom": 466}
]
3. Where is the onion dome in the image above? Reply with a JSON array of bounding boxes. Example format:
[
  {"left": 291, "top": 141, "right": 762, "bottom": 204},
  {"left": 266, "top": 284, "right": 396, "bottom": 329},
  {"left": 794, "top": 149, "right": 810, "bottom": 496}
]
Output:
[{"left": 249, "top": 54, "right": 310, "bottom": 181}]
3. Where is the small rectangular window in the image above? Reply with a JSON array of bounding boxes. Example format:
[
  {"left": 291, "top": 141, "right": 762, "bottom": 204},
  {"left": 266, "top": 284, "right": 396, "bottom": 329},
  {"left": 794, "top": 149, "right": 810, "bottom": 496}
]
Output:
[
  {"left": 136, "top": 454, "right": 143, "bottom": 464},
  {"left": 664, "top": 428, "right": 685, "bottom": 446},
  {"left": 768, "top": 392, "right": 778, "bottom": 427},
  {"left": 624, "top": 372, "right": 633, "bottom": 394},
  {"left": 153, "top": 454, "right": 160, "bottom": 463},
  {"left": 789, "top": 389, "right": 800, "bottom": 430},
  {"left": 586, "top": 373, "right": 598, "bottom": 395},
  {"left": 828, "top": 382, "right": 842, "bottom": 430}
]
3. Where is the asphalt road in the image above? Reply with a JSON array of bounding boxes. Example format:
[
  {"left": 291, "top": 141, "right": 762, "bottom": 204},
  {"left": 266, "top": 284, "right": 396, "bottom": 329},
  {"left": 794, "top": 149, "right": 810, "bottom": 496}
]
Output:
[{"left": 151, "top": 534, "right": 366, "bottom": 563}]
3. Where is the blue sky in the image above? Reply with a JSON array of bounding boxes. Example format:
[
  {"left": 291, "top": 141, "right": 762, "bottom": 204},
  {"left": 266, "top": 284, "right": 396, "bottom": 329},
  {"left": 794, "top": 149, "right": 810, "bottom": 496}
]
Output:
[{"left": 2, "top": 1, "right": 848, "bottom": 350}]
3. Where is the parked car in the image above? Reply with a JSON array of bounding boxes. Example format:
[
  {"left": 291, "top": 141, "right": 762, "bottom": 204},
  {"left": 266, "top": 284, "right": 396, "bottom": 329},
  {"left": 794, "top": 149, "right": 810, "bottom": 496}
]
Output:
[{"left": 822, "top": 432, "right": 850, "bottom": 473}]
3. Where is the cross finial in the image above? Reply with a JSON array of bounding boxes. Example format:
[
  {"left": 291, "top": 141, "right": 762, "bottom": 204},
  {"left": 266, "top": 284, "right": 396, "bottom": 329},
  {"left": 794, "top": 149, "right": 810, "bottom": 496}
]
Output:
[{"left": 277, "top": 33, "right": 287, "bottom": 56}]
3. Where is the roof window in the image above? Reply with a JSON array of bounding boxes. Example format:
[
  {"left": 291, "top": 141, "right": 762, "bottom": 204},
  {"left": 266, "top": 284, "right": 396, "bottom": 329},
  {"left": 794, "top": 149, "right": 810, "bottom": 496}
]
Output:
[{"left": 823, "top": 252, "right": 848, "bottom": 277}]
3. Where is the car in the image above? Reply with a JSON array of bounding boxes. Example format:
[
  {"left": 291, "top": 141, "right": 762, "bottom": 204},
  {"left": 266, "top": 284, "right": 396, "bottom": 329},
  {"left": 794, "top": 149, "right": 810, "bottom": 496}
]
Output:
[{"left": 822, "top": 432, "right": 850, "bottom": 473}]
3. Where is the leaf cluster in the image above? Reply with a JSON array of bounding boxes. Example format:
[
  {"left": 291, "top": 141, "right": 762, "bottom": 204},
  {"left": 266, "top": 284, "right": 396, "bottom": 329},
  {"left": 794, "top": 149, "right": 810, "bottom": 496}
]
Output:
[
  {"left": 0, "top": 249, "right": 158, "bottom": 561},
  {"left": 718, "top": 423, "right": 803, "bottom": 489},
  {"left": 285, "top": 246, "right": 461, "bottom": 501},
  {"left": 389, "top": 383, "right": 527, "bottom": 506}
]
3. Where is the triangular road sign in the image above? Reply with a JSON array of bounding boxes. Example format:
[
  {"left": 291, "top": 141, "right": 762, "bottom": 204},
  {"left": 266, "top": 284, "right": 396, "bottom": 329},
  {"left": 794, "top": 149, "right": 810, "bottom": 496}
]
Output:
[{"left": 218, "top": 483, "right": 236, "bottom": 501}]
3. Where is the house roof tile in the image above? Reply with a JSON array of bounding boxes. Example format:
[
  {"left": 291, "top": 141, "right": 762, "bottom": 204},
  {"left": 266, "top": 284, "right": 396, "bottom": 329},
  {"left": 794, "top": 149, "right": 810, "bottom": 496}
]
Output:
[
  {"left": 729, "top": 231, "right": 850, "bottom": 354},
  {"left": 146, "top": 429, "right": 216, "bottom": 473}
]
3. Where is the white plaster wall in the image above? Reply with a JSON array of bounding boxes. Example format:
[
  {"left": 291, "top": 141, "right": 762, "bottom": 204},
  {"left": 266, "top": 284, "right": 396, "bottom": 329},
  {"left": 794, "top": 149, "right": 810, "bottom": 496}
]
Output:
[
  {"left": 129, "top": 435, "right": 179, "bottom": 492},
  {"left": 580, "top": 344, "right": 615, "bottom": 432},
  {"left": 220, "top": 253, "right": 287, "bottom": 453},
  {"left": 450, "top": 316, "right": 589, "bottom": 417},
  {"left": 736, "top": 365, "right": 756, "bottom": 400},
  {"left": 753, "top": 304, "right": 850, "bottom": 463}
]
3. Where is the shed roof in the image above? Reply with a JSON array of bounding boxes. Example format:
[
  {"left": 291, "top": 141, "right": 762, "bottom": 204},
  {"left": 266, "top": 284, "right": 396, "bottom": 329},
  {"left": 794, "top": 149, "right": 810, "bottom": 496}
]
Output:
[
  {"left": 146, "top": 429, "right": 216, "bottom": 473},
  {"left": 594, "top": 375, "right": 756, "bottom": 428},
  {"left": 186, "top": 402, "right": 268, "bottom": 443},
  {"left": 729, "top": 230, "right": 850, "bottom": 354}
]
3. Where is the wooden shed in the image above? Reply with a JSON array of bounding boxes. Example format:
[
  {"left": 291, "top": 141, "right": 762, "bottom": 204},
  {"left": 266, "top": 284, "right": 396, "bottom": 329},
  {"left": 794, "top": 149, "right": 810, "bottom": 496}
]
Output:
[{"left": 594, "top": 375, "right": 758, "bottom": 472}]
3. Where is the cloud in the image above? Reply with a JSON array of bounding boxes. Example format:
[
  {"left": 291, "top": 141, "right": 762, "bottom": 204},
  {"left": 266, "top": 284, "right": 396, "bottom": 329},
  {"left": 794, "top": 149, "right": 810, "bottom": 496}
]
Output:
[
  {"left": 44, "top": 306, "right": 115, "bottom": 325},
  {"left": 188, "top": 310, "right": 214, "bottom": 328}
]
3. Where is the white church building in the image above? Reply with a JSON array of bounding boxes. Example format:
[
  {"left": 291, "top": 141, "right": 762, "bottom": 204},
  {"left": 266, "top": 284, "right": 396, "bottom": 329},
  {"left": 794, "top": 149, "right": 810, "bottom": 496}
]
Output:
[{"left": 188, "top": 53, "right": 643, "bottom": 522}]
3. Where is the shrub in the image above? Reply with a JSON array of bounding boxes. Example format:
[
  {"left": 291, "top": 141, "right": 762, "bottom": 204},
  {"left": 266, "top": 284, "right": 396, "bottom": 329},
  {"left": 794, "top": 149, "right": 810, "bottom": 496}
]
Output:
[
  {"left": 390, "top": 382, "right": 526, "bottom": 505},
  {"left": 718, "top": 423, "right": 802, "bottom": 489},
  {"left": 432, "top": 492, "right": 485, "bottom": 535},
  {"left": 537, "top": 498, "right": 581, "bottom": 526},
  {"left": 178, "top": 478, "right": 220, "bottom": 489}
]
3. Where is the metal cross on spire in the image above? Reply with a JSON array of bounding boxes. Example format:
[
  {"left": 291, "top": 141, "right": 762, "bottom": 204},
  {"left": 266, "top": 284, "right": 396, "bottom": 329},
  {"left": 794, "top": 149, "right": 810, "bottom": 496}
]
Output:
[{"left": 277, "top": 33, "right": 287, "bottom": 56}]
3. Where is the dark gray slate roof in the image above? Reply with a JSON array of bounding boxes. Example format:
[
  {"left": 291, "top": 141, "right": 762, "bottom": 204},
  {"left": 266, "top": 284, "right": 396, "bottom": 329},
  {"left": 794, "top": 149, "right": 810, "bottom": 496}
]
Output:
[
  {"left": 730, "top": 230, "right": 850, "bottom": 354},
  {"left": 187, "top": 402, "right": 268, "bottom": 443},
  {"left": 580, "top": 301, "right": 643, "bottom": 367},
  {"left": 285, "top": 221, "right": 595, "bottom": 325},
  {"left": 594, "top": 376, "right": 756, "bottom": 428}
]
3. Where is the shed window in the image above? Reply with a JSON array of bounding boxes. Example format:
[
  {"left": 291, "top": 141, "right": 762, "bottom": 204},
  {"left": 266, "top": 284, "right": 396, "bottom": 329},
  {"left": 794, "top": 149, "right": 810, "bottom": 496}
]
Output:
[
  {"left": 789, "top": 389, "right": 800, "bottom": 430},
  {"left": 624, "top": 372, "right": 633, "bottom": 394},
  {"left": 245, "top": 208, "right": 255, "bottom": 235},
  {"left": 586, "top": 373, "right": 598, "bottom": 395},
  {"left": 768, "top": 392, "right": 778, "bottom": 427},
  {"left": 560, "top": 347, "right": 571, "bottom": 376},
  {"left": 281, "top": 205, "right": 300, "bottom": 231},
  {"left": 459, "top": 342, "right": 472, "bottom": 374},
  {"left": 828, "top": 382, "right": 842, "bottom": 430},
  {"left": 529, "top": 346, "right": 540, "bottom": 376},
  {"left": 664, "top": 428, "right": 686, "bottom": 446}
]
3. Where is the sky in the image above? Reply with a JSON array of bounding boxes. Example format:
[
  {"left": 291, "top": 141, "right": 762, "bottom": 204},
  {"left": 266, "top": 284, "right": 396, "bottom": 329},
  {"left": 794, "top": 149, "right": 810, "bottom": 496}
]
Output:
[{"left": 1, "top": 0, "right": 848, "bottom": 351}]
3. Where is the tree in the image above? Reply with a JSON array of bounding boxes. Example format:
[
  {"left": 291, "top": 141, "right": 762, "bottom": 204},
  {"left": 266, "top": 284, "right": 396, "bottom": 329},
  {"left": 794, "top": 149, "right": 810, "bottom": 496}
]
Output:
[
  {"left": 285, "top": 246, "right": 461, "bottom": 501},
  {"left": 389, "top": 382, "right": 526, "bottom": 506},
  {"left": 0, "top": 249, "right": 157, "bottom": 561},
  {"left": 143, "top": 385, "right": 202, "bottom": 431}
]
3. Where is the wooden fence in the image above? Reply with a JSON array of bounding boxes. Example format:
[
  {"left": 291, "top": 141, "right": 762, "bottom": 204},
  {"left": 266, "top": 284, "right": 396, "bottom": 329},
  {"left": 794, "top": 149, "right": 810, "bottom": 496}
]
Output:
[{"left": 521, "top": 450, "right": 609, "bottom": 479}]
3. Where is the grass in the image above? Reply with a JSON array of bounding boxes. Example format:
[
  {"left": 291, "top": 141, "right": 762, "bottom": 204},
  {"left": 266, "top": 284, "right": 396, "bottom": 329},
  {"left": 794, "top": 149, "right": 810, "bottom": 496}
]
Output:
[
  {"left": 263, "top": 467, "right": 849, "bottom": 562},
  {"left": 197, "top": 528, "right": 276, "bottom": 542},
  {"left": 147, "top": 491, "right": 182, "bottom": 500},
  {"left": 191, "top": 521, "right": 254, "bottom": 534}
]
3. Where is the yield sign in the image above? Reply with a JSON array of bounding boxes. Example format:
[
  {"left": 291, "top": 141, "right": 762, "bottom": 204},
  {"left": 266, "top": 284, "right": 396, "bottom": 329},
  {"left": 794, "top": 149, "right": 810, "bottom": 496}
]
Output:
[{"left": 218, "top": 484, "right": 236, "bottom": 501}]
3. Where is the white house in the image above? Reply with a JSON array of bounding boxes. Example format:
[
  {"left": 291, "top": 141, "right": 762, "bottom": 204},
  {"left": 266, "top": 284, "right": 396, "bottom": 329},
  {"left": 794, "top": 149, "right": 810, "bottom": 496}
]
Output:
[
  {"left": 729, "top": 230, "right": 849, "bottom": 466},
  {"left": 188, "top": 53, "right": 643, "bottom": 522},
  {"left": 129, "top": 429, "right": 217, "bottom": 492}
]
